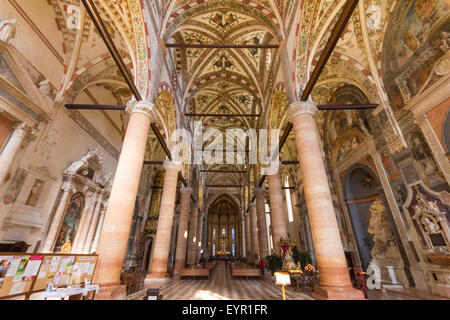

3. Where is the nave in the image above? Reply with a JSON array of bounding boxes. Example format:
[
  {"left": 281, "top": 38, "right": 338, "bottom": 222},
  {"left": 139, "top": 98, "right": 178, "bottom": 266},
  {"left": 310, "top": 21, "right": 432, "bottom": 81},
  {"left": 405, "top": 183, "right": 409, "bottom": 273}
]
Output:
[
  {"left": 132, "top": 262, "right": 446, "bottom": 301},
  {"left": 147, "top": 262, "right": 311, "bottom": 301}
]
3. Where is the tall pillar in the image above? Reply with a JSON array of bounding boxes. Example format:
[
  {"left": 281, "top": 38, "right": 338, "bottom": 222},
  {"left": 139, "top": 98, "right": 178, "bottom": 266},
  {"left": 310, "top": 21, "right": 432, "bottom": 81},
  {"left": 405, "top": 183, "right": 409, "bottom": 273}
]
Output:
[
  {"left": 174, "top": 187, "right": 192, "bottom": 274},
  {"left": 202, "top": 213, "right": 208, "bottom": 258},
  {"left": 93, "top": 101, "right": 154, "bottom": 299},
  {"left": 255, "top": 188, "right": 270, "bottom": 261},
  {"left": 195, "top": 212, "right": 203, "bottom": 262},
  {"left": 83, "top": 196, "right": 105, "bottom": 253},
  {"left": 72, "top": 192, "right": 98, "bottom": 253},
  {"left": 249, "top": 203, "right": 259, "bottom": 263},
  {"left": 288, "top": 101, "right": 364, "bottom": 300},
  {"left": 149, "top": 160, "right": 181, "bottom": 278},
  {"left": 168, "top": 210, "right": 180, "bottom": 269},
  {"left": 42, "top": 183, "right": 73, "bottom": 252},
  {"left": 245, "top": 212, "right": 251, "bottom": 258},
  {"left": 267, "top": 171, "right": 289, "bottom": 256},
  {"left": 0, "top": 122, "right": 28, "bottom": 183},
  {"left": 187, "top": 205, "right": 199, "bottom": 265},
  {"left": 91, "top": 204, "right": 107, "bottom": 253}
]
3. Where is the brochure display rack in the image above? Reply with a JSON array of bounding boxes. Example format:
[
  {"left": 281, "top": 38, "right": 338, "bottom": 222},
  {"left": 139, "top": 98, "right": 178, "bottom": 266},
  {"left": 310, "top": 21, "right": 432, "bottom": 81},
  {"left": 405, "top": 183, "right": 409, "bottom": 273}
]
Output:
[{"left": 0, "top": 253, "right": 98, "bottom": 300}]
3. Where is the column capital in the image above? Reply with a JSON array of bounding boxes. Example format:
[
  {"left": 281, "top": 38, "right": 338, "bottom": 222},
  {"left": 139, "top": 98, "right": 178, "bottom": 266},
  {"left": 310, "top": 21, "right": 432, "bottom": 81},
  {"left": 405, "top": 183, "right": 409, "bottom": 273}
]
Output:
[
  {"left": 164, "top": 160, "right": 182, "bottom": 171},
  {"left": 254, "top": 188, "right": 266, "bottom": 196},
  {"left": 180, "top": 187, "right": 193, "bottom": 195},
  {"left": 191, "top": 202, "right": 200, "bottom": 209},
  {"left": 61, "top": 181, "right": 75, "bottom": 193},
  {"left": 126, "top": 100, "right": 155, "bottom": 120},
  {"left": 264, "top": 160, "right": 280, "bottom": 176},
  {"left": 287, "top": 101, "right": 318, "bottom": 121},
  {"left": 11, "top": 122, "right": 28, "bottom": 139}
]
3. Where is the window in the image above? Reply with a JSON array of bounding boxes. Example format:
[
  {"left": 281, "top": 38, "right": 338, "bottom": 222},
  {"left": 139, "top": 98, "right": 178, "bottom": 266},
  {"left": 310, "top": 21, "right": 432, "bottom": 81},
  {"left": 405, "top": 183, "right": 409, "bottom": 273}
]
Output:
[
  {"left": 232, "top": 229, "right": 235, "bottom": 257},
  {"left": 212, "top": 229, "right": 216, "bottom": 256},
  {"left": 285, "top": 175, "right": 294, "bottom": 223}
]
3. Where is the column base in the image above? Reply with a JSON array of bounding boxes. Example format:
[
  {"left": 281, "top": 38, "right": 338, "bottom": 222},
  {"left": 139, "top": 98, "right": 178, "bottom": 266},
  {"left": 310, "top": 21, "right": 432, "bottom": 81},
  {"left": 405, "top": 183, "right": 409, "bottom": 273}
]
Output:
[
  {"left": 311, "top": 285, "right": 366, "bottom": 300},
  {"left": 94, "top": 284, "right": 127, "bottom": 300}
]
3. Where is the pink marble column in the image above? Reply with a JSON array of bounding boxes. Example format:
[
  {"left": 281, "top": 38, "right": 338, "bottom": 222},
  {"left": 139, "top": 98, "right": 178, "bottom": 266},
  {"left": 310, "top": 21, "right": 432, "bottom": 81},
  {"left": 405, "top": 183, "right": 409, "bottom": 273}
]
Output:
[
  {"left": 0, "top": 122, "right": 28, "bottom": 183},
  {"left": 255, "top": 188, "right": 270, "bottom": 260},
  {"left": 72, "top": 192, "right": 98, "bottom": 253},
  {"left": 267, "top": 171, "right": 289, "bottom": 256},
  {"left": 195, "top": 212, "right": 204, "bottom": 262},
  {"left": 174, "top": 187, "right": 192, "bottom": 274},
  {"left": 149, "top": 161, "right": 181, "bottom": 278},
  {"left": 187, "top": 205, "right": 199, "bottom": 266},
  {"left": 245, "top": 212, "right": 251, "bottom": 258},
  {"left": 288, "top": 101, "right": 364, "bottom": 300},
  {"left": 249, "top": 203, "right": 259, "bottom": 263},
  {"left": 83, "top": 195, "right": 104, "bottom": 253},
  {"left": 42, "top": 183, "right": 73, "bottom": 252},
  {"left": 93, "top": 101, "right": 154, "bottom": 299}
]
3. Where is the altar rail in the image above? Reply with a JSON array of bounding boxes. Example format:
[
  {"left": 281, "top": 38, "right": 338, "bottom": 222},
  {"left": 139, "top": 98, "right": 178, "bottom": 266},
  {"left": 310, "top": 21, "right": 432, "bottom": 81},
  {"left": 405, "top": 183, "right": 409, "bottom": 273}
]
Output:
[{"left": 0, "top": 253, "right": 98, "bottom": 300}]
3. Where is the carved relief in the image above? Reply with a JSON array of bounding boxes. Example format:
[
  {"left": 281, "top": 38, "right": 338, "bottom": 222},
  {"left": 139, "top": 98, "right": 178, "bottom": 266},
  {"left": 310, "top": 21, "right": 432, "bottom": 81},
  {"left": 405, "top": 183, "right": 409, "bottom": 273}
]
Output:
[
  {"left": 412, "top": 188, "right": 450, "bottom": 254},
  {"left": 368, "top": 198, "right": 402, "bottom": 260},
  {"left": 0, "top": 19, "right": 17, "bottom": 44},
  {"left": 50, "top": 148, "right": 111, "bottom": 253}
]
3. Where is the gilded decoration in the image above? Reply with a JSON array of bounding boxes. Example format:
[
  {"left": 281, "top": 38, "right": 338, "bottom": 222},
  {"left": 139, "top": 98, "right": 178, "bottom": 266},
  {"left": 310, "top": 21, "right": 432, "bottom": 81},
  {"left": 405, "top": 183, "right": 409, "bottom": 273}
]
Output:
[
  {"left": 382, "top": 0, "right": 450, "bottom": 111},
  {"left": 155, "top": 90, "right": 177, "bottom": 149},
  {"left": 411, "top": 187, "right": 450, "bottom": 255}
]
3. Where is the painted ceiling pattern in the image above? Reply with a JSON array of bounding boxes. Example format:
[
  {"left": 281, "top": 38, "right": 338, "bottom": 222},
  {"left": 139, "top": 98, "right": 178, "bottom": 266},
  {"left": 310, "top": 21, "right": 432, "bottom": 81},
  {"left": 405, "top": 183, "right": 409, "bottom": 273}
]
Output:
[
  {"left": 165, "top": 0, "right": 288, "bottom": 139},
  {"left": 11, "top": 0, "right": 448, "bottom": 194}
]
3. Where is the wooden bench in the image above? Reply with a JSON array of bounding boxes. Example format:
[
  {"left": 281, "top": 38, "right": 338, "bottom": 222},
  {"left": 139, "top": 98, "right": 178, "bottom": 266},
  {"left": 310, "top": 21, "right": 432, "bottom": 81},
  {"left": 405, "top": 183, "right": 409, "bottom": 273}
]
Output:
[
  {"left": 180, "top": 268, "right": 210, "bottom": 280},
  {"left": 232, "top": 268, "right": 262, "bottom": 280}
]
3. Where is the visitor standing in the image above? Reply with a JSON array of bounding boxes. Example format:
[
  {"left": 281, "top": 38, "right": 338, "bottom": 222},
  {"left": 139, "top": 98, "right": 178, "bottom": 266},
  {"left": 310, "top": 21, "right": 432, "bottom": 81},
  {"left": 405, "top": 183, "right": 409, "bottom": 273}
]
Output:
[{"left": 259, "top": 259, "right": 265, "bottom": 277}]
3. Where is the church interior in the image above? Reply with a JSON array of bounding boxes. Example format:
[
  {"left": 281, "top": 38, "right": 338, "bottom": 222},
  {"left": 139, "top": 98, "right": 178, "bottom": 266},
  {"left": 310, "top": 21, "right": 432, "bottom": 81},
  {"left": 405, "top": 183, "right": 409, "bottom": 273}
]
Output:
[{"left": 0, "top": 0, "right": 449, "bottom": 301}]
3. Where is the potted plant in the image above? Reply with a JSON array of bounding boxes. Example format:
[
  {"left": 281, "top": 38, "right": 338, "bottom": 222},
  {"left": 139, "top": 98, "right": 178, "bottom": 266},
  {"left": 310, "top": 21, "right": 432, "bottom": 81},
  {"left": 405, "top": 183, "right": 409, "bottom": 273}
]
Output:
[
  {"left": 265, "top": 255, "right": 282, "bottom": 275},
  {"left": 292, "top": 251, "right": 312, "bottom": 270}
]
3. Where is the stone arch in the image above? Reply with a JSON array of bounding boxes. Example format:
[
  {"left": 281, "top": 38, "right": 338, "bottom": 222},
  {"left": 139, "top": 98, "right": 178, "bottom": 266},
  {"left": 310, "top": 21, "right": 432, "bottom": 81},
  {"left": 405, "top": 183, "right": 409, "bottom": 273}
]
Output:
[
  {"left": 343, "top": 163, "right": 414, "bottom": 287},
  {"left": 443, "top": 109, "right": 450, "bottom": 153},
  {"left": 53, "top": 192, "right": 85, "bottom": 253}
]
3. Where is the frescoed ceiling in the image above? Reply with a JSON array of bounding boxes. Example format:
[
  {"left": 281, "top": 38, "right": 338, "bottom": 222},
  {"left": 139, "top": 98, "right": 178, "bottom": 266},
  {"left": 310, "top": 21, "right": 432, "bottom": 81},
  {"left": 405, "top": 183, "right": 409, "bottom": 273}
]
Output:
[
  {"left": 166, "top": 0, "right": 284, "bottom": 136},
  {"left": 10, "top": 0, "right": 447, "bottom": 201}
]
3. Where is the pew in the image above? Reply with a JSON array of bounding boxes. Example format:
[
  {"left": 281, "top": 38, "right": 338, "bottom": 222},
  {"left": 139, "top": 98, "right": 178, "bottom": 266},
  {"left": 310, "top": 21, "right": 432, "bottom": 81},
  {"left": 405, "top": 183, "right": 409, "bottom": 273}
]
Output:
[{"left": 180, "top": 268, "right": 210, "bottom": 280}]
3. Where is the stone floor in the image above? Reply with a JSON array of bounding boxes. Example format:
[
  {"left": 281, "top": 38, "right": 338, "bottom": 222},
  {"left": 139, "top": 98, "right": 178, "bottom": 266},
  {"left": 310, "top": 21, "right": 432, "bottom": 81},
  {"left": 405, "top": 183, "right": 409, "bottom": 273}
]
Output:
[
  {"left": 136, "top": 262, "right": 448, "bottom": 301},
  {"left": 145, "top": 262, "right": 312, "bottom": 300}
]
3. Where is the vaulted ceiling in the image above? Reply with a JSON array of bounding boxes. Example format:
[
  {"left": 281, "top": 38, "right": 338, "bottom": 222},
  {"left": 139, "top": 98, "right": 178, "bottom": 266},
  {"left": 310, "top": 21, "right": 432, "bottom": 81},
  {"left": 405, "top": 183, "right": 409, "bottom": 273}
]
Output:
[{"left": 166, "top": 0, "right": 284, "bottom": 133}]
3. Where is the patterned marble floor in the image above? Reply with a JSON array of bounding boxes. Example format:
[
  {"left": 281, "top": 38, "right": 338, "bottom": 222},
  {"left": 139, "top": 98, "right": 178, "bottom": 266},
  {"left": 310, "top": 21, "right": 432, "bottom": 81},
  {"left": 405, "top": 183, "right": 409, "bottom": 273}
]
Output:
[
  {"left": 152, "top": 262, "right": 313, "bottom": 300},
  {"left": 139, "top": 263, "right": 449, "bottom": 301}
]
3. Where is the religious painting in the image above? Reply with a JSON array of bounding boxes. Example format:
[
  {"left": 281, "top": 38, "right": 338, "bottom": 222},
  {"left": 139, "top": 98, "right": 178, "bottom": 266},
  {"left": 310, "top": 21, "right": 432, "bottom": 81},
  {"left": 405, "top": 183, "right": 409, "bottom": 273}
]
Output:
[
  {"left": 397, "top": 0, "right": 449, "bottom": 67},
  {"left": 386, "top": 84, "right": 405, "bottom": 111},
  {"left": 181, "top": 31, "right": 210, "bottom": 68},
  {"left": 53, "top": 193, "right": 85, "bottom": 253},
  {"left": 207, "top": 11, "right": 241, "bottom": 31},
  {"left": 381, "top": 150, "right": 396, "bottom": 177},
  {"left": 444, "top": 109, "right": 450, "bottom": 153},
  {"left": 408, "top": 132, "right": 447, "bottom": 191},
  {"left": 3, "top": 168, "right": 27, "bottom": 205},
  {"left": 383, "top": 0, "right": 449, "bottom": 110},
  {"left": 25, "top": 179, "right": 45, "bottom": 207},
  {"left": 212, "top": 52, "right": 234, "bottom": 70},
  {"left": 392, "top": 180, "right": 409, "bottom": 210}
]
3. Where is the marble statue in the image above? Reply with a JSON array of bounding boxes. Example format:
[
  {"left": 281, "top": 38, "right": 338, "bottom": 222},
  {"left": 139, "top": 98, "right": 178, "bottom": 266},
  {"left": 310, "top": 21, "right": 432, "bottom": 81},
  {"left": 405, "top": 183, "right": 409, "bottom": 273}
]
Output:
[
  {"left": 423, "top": 217, "right": 440, "bottom": 234},
  {"left": 60, "top": 238, "right": 72, "bottom": 254},
  {"left": 283, "top": 250, "right": 296, "bottom": 271},
  {"left": 367, "top": 198, "right": 401, "bottom": 259},
  {"left": 38, "top": 79, "right": 51, "bottom": 96},
  {"left": 0, "top": 19, "right": 17, "bottom": 43}
]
